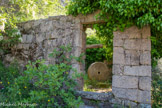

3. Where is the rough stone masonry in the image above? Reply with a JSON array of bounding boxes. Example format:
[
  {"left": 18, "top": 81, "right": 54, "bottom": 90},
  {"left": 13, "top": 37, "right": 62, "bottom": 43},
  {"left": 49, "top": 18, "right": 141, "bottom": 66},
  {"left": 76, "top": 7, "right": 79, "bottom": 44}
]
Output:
[
  {"left": 112, "top": 26, "right": 151, "bottom": 107},
  {"left": 2, "top": 11, "right": 152, "bottom": 107}
]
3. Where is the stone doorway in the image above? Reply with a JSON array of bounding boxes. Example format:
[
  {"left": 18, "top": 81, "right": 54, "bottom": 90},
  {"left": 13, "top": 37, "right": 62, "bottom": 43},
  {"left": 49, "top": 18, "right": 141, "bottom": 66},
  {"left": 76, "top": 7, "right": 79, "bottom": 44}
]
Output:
[
  {"left": 77, "top": 11, "right": 151, "bottom": 107},
  {"left": 83, "top": 27, "right": 112, "bottom": 93}
]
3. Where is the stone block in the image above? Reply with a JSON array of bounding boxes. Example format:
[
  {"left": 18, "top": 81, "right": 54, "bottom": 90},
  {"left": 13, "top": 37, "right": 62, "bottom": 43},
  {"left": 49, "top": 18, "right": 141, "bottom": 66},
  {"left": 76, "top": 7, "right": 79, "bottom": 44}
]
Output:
[
  {"left": 112, "top": 87, "right": 138, "bottom": 101},
  {"left": 113, "top": 31, "right": 129, "bottom": 39},
  {"left": 73, "top": 47, "right": 82, "bottom": 57},
  {"left": 22, "top": 35, "right": 26, "bottom": 43},
  {"left": 109, "top": 98, "right": 122, "bottom": 104},
  {"left": 40, "top": 20, "right": 53, "bottom": 32},
  {"left": 138, "top": 90, "right": 151, "bottom": 104},
  {"left": 139, "top": 77, "right": 151, "bottom": 91},
  {"left": 138, "top": 104, "right": 151, "bottom": 108},
  {"left": 142, "top": 26, "right": 151, "bottom": 39},
  {"left": 22, "top": 44, "right": 30, "bottom": 49},
  {"left": 124, "top": 100, "right": 137, "bottom": 108},
  {"left": 36, "top": 33, "right": 45, "bottom": 43},
  {"left": 113, "top": 47, "right": 125, "bottom": 65},
  {"left": 16, "top": 44, "right": 23, "bottom": 49},
  {"left": 112, "top": 65, "right": 124, "bottom": 75},
  {"left": 112, "top": 75, "right": 138, "bottom": 88},
  {"left": 33, "top": 20, "right": 41, "bottom": 27},
  {"left": 124, "top": 66, "right": 151, "bottom": 77},
  {"left": 113, "top": 26, "right": 143, "bottom": 39},
  {"left": 74, "top": 30, "right": 82, "bottom": 47},
  {"left": 26, "top": 35, "right": 33, "bottom": 43},
  {"left": 51, "top": 40, "right": 57, "bottom": 47},
  {"left": 125, "top": 50, "right": 140, "bottom": 66},
  {"left": 125, "top": 26, "right": 142, "bottom": 39},
  {"left": 113, "top": 39, "right": 124, "bottom": 47},
  {"left": 24, "top": 22, "right": 33, "bottom": 31},
  {"left": 124, "top": 39, "right": 141, "bottom": 50},
  {"left": 140, "top": 51, "right": 151, "bottom": 65},
  {"left": 141, "top": 39, "right": 151, "bottom": 51}
]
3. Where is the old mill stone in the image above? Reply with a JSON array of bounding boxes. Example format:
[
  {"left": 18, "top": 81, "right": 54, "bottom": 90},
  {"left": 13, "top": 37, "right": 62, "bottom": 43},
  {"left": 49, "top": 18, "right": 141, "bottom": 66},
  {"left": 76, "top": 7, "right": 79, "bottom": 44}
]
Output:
[{"left": 88, "top": 62, "right": 111, "bottom": 81}]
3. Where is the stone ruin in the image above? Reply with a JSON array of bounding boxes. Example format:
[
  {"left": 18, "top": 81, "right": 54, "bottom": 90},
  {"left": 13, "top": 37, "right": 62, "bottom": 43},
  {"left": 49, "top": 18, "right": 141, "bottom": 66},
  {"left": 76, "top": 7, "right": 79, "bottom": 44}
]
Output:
[{"left": 2, "top": 11, "right": 152, "bottom": 107}]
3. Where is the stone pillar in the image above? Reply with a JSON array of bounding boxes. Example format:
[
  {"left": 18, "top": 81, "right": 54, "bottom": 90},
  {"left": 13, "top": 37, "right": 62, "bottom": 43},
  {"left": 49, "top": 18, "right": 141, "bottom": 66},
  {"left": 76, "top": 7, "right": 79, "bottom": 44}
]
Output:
[{"left": 112, "top": 26, "right": 151, "bottom": 106}]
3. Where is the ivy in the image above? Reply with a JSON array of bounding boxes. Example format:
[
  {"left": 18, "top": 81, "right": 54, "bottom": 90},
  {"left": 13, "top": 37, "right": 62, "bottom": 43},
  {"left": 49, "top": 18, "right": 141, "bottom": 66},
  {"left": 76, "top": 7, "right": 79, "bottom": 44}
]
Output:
[{"left": 67, "top": 0, "right": 162, "bottom": 61}]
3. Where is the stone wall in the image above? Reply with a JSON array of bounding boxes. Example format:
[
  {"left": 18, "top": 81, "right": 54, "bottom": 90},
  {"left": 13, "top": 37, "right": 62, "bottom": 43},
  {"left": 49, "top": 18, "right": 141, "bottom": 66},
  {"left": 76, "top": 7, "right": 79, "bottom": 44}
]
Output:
[
  {"left": 3, "top": 15, "right": 84, "bottom": 90},
  {"left": 2, "top": 11, "right": 152, "bottom": 107},
  {"left": 112, "top": 26, "right": 151, "bottom": 107}
]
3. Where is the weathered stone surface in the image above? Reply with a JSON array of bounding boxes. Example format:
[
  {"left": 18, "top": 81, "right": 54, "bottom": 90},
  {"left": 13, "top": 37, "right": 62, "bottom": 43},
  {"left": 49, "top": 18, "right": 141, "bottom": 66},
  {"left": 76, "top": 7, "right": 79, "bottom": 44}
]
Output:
[
  {"left": 124, "top": 66, "right": 151, "bottom": 76},
  {"left": 112, "top": 65, "right": 124, "bottom": 75},
  {"left": 36, "top": 33, "right": 45, "bottom": 43},
  {"left": 40, "top": 20, "right": 53, "bottom": 32},
  {"left": 109, "top": 98, "right": 122, "bottom": 104},
  {"left": 113, "top": 31, "right": 129, "bottom": 39},
  {"left": 124, "top": 100, "right": 137, "bottom": 108},
  {"left": 3, "top": 54, "right": 15, "bottom": 63},
  {"left": 113, "top": 47, "right": 125, "bottom": 65},
  {"left": 138, "top": 90, "right": 151, "bottom": 104},
  {"left": 124, "top": 39, "right": 141, "bottom": 50},
  {"left": 74, "top": 30, "right": 82, "bottom": 47},
  {"left": 22, "top": 35, "right": 27, "bottom": 43},
  {"left": 125, "top": 26, "right": 142, "bottom": 39},
  {"left": 142, "top": 26, "right": 151, "bottom": 39},
  {"left": 22, "top": 44, "right": 30, "bottom": 49},
  {"left": 140, "top": 51, "right": 151, "bottom": 65},
  {"left": 76, "top": 91, "right": 113, "bottom": 101},
  {"left": 112, "top": 75, "right": 138, "bottom": 88},
  {"left": 16, "top": 44, "right": 23, "bottom": 49},
  {"left": 125, "top": 50, "right": 140, "bottom": 66},
  {"left": 113, "top": 39, "right": 124, "bottom": 47},
  {"left": 114, "top": 26, "right": 150, "bottom": 40},
  {"left": 139, "top": 77, "right": 151, "bottom": 91},
  {"left": 112, "top": 87, "right": 138, "bottom": 101},
  {"left": 141, "top": 39, "right": 151, "bottom": 51},
  {"left": 138, "top": 104, "right": 151, "bottom": 108},
  {"left": 26, "top": 35, "right": 33, "bottom": 43},
  {"left": 24, "top": 22, "right": 33, "bottom": 31}
]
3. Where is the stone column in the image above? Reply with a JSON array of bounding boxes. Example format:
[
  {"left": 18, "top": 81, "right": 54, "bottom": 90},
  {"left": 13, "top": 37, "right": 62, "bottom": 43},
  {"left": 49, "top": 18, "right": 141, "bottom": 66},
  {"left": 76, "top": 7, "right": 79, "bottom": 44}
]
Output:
[{"left": 112, "top": 26, "right": 151, "bottom": 106}]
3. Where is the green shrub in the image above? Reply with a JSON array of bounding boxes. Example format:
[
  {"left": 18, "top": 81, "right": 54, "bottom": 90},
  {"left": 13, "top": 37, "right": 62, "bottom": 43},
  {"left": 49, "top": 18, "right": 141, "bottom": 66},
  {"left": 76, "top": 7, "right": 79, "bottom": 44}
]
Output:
[
  {"left": 0, "top": 60, "right": 21, "bottom": 91},
  {"left": 152, "top": 66, "right": 162, "bottom": 108},
  {"left": 0, "top": 45, "right": 82, "bottom": 108}
]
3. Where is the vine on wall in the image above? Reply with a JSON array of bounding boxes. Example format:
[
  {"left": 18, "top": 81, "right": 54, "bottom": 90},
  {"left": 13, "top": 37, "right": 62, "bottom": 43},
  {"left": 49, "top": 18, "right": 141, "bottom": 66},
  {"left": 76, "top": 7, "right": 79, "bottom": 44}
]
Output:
[{"left": 67, "top": 0, "right": 162, "bottom": 64}]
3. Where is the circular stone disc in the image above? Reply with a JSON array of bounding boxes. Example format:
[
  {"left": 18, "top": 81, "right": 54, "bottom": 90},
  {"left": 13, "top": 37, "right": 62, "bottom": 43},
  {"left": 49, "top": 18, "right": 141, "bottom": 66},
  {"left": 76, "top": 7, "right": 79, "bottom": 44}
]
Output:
[{"left": 88, "top": 62, "right": 110, "bottom": 81}]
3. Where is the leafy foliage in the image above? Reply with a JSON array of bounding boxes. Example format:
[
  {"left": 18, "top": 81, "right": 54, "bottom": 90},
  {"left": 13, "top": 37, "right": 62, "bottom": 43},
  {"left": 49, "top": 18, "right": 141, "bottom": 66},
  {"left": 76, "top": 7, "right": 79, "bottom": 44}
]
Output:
[
  {"left": 0, "top": 60, "right": 21, "bottom": 90},
  {"left": 152, "top": 66, "right": 162, "bottom": 108},
  {"left": 67, "top": 0, "right": 162, "bottom": 61},
  {"left": 0, "top": 0, "right": 67, "bottom": 54},
  {"left": 0, "top": 46, "right": 82, "bottom": 108}
]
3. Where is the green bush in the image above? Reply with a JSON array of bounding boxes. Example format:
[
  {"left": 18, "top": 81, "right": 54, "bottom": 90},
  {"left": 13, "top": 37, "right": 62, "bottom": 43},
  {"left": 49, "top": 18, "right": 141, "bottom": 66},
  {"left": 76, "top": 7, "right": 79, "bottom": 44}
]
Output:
[
  {"left": 0, "top": 60, "right": 21, "bottom": 90},
  {"left": 0, "top": 45, "right": 82, "bottom": 108},
  {"left": 152, "top": 66, "right": 162, "bottom": 108}
]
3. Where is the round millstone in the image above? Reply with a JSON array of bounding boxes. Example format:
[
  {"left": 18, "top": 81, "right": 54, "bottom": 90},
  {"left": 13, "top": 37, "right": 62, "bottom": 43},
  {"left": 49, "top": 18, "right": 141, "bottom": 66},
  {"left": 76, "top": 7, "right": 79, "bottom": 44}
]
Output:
[{"left": 88, "top": 62, "right": 111, "bottom": 81}]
